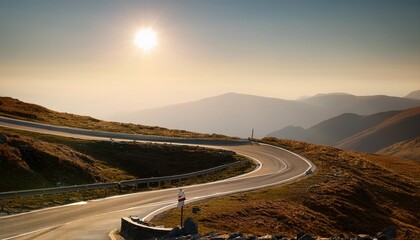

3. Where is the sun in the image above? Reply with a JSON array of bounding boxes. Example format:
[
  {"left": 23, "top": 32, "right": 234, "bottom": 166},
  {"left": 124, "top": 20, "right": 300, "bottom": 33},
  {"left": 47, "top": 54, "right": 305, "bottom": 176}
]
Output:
[{"left": 134, "top": 28, "right": 157, "bottom": 52}]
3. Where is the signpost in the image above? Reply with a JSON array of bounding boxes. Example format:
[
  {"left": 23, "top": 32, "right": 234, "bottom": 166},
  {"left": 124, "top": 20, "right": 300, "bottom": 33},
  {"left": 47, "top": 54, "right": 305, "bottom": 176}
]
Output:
[{"left": 177, "top": 189, "right": 186, "bottom": 228}]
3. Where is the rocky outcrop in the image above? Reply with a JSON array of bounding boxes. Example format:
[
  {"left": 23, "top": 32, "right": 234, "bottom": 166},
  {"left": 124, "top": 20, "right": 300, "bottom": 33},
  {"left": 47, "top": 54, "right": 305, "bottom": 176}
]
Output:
[
  {"left": 375, "top": 226, "right": 397, "bottom": 240},
  {"left": 161, "top": 225, "right": 402, "bottom": 240},
  {"left": 162, "top": 230, "right": 394, "bottom": 240},
  {"left": 121, "top": 217, "right": 403, "bottom": 240}
]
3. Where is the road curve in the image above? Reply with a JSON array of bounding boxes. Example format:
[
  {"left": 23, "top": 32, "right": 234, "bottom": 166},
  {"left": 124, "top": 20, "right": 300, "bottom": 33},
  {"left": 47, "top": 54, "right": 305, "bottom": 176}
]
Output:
[{"left": 0, "top": 117, "right": 315, "bottom": 240}]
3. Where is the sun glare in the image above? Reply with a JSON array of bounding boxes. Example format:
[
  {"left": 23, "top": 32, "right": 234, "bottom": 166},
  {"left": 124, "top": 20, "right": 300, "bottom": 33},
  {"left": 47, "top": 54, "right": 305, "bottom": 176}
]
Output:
[{"left": 134, "top": 28, "right": 157, "bottom": 52}]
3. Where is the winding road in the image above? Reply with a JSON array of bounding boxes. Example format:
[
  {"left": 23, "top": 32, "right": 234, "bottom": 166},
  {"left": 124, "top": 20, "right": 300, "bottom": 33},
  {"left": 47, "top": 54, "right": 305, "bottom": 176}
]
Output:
[{"left": 0, "top": 116, "right": 315, "bottom": 240}]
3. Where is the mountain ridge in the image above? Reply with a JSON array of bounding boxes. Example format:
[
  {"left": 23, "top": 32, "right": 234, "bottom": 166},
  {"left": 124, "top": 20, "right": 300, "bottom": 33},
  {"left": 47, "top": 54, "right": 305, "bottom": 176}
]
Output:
[
  {"left": 268, "top": 110, "right": 401, "bottom": 146},
  {"left": 113, "top": 92, "right": 420, "bottom": 138},
  {"left": 269, "top": 106, "right": 420, "bottom": 153},
  {"left": 337, "top": 106, "right": 420, "bottom": 152},
  {"left": 405, "top": 90, "right": 420, "bottom": 99}
]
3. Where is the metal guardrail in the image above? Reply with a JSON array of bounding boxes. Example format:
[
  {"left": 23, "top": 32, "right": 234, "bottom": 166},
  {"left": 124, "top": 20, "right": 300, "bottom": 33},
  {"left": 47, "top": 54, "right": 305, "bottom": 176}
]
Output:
[
  {"left": 0, "top": 161, "right": 243, "bottom": 201},
  {"left": 0, "top": 183, "right": 119, "bottom": 200},
  {"left": 119, "top": 162, "right": 240, "bottom": 187}
]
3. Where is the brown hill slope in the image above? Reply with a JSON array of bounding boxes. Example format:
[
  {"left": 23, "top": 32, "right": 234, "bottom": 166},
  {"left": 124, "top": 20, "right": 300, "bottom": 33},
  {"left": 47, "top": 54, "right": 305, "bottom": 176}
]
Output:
[
  {"left": 377, "top": 137, "right": 420, "bottom": 161},
  {"left": 0, "top": 128, "right": 244, "bottom": 192},
  {"left": 0, "top": 132, "right": 104, "bottom": 191},
  {"left": 336, "top": 106, "right": 420, "bottom": 152},
  {"left": 152, "top": 137, "right": 419, "bottom": 238},
  {"left": 0, "top": 96, "right": 231, "bottom": 139}
]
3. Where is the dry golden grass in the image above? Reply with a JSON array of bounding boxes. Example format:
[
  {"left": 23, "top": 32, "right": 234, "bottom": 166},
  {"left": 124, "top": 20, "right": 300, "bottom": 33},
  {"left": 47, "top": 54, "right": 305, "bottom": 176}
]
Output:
[
  {"left": 151, "top": 137, "right": 419, "bottom": 238},
  {"left": 0, "top": 128, "right": 254, "bottom": 214},
  {"left": 377, "top": 137, "right": 420, "bottom": 161},
  {"left": 0, "top": 130, "right": 124, "bottom": 191},
  {"left": 0, "top": 127, "right": 247, "bottom": 192}
]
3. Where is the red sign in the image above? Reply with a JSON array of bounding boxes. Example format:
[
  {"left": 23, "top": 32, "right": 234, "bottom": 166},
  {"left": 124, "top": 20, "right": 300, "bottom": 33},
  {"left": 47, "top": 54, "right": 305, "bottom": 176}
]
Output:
[{"left": 177, "top": 189, "right": 186, "bottom": 208}]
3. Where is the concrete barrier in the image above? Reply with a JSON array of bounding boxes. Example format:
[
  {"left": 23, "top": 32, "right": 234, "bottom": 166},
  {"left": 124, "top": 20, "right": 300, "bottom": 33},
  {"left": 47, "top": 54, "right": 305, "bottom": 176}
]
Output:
[{"left": 120, "top": 217, "right": 172, "bottom": 240}]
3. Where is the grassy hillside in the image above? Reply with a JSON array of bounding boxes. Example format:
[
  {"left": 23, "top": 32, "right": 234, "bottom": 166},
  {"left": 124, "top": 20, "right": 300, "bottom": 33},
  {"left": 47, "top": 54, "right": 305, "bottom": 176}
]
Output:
[
  {"left": 337, "top": 106, "right": 420, "bottom": 152},
  {"left": 151, "top": 137, "right": 419, "bottom": 238},
  {"left": 377, "top": 137, "right": 420, "bottom": 161},
  {"left": 0, "top": 127, "right": 248, "bottom": 192},
  {"left": 0, "top": 131, "right": 104, "bottom": 191},
  {"left": 0, "top": 97, "right": 233, "bottom": 139}
]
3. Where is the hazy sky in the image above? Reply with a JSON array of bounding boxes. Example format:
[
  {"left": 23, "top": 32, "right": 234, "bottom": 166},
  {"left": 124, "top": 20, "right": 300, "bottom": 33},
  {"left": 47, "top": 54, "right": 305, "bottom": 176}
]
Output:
[{"left": 1, "top": 0, "right": 419, "bottom": 119}]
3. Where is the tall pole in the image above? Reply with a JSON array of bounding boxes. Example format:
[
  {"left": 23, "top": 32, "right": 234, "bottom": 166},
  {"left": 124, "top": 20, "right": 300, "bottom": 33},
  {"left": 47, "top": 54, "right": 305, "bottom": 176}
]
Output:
[
  {"left": 178, "top": 189, "right": 186, "bottom": 228},
  {"left": 180, "top": 206, "right": 184, "bottom": 228},
  {"left": 251, "top": 128, "right": 254, "bottom": 139}
]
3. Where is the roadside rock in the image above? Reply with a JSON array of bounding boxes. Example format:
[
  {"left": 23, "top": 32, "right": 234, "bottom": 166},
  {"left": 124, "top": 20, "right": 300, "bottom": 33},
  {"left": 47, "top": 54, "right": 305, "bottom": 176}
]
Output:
[
  {"left": 184, "top": 218, "right": 199, "bottom": 235},
  {"left": 297, "top": 231, "right": 314, "bottom": 240},
  {"left": 356, "top": 234, "right": 372, "bottom": 240},
  {"left": 0, "top": 134, "right": 7, "bottom": 144},
  {"left": 167, "top": 227, "right": 183, "bottom": 239},
  {"left": 272, "top": 236, "right": 287, "bottom": 240},
  {"left": 227, "top": 232, "right": 244, "bottom": 239},
  {"left": 376, "top": 226, "right": 397, "bottom": 240},
  {"left": 127, "top": 218, "right": 400, "bottom": 240}
]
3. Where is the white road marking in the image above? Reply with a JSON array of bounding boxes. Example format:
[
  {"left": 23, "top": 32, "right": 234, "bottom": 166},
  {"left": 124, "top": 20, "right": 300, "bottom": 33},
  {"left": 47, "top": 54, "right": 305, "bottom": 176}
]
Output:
[
  {"left": 2, "top": 200, "right": 175, "bottom": 240},
  {"left": 0, "top": 201, "right": 87, "bottom": 220},
  {"left": 0, "top": 119, "right": 315, "bottom": 240}
]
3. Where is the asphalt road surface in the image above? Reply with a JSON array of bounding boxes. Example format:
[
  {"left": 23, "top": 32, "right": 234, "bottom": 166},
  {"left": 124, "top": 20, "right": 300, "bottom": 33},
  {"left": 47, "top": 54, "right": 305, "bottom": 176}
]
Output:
[{"left": 0, "top": 117, "right": 315, "bottom": 240}]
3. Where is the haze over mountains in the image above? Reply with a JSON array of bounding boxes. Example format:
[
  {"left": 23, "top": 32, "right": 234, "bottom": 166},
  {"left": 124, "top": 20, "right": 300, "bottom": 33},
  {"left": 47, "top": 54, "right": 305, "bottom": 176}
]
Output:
[
  {"left": 270, "top": 105, "right": 420, "bottom": 152},
  {"left": 268, "top": 110, "right": 401, "bottom": 146},
  {"left": 336, "top": 106, "right": 420, "bottom": 152},
  {"left": 405, "top": 90, "right": 420, "bottom": 99},
  {"left": 113, "top": 91, "right": 420, "bottom": 139}
]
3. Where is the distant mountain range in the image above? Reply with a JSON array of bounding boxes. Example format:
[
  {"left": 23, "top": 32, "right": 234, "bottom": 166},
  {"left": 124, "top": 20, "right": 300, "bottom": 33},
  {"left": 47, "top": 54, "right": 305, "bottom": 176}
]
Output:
[
  {"left": 269, "top": 106, "right": 420, "bottom": 153},
  {"left": 405, "top": 90, "right": 420, "bottom": 100},
  {"left": 268, "top": 110, "right": 401, "bottom": 146},
  {"left": 336, "top": 106, "right": 420, "bottom": 152},
  {"left": 113, "top": 91, "right": 420, "bottom": 138}
]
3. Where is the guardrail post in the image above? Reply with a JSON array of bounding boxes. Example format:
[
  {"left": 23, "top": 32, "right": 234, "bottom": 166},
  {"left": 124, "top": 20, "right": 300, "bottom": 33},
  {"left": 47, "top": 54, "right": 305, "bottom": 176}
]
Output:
[
  {"left": 82, "top": 187, "right": 86, "bottom": 201},
  {"left": 118, "top": 184, "right": 122, "bottom": 194},
  {"left": 40, "top": 194, "right": 44, "bottom": 208},
  {"left": 0, "top": 160, "right": 241, "bottom": 211}
]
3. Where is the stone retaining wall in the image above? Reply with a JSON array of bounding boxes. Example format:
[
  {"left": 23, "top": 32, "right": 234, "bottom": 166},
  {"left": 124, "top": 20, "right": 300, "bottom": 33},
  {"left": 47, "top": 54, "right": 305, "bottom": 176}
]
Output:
[{"left": 120, "top": 217, "right": 172, "bottom": 240}]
